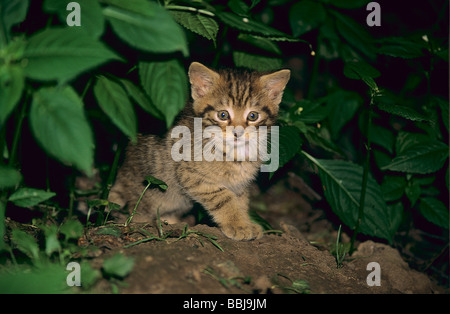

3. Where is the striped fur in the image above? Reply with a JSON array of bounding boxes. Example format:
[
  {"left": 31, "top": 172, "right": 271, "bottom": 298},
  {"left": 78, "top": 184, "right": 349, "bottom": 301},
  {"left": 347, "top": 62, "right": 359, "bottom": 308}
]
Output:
[{"left": 109, "top": 62, "right": 290, "bottom": 240}]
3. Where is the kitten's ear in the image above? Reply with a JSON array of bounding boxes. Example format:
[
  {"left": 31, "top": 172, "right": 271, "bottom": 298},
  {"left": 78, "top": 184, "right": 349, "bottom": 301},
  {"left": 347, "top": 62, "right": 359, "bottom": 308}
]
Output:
[
  {"left": 188, "top": 62, "right": 219, "bottom": 100},
  {"left": 260, "top": 69, "right": 291, "bottom": 105}
]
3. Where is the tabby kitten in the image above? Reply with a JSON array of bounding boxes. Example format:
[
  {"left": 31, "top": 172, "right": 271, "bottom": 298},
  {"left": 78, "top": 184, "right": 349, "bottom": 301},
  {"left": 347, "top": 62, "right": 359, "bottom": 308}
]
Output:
[{"left": 109, "top": 62, "right": 290, "bottom": 240}]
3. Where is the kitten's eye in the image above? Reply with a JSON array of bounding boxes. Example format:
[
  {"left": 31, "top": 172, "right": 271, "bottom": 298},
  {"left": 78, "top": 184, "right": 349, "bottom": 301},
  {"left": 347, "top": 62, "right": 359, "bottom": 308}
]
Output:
[
  {"left": 217, "top": 110, "right": 229, "bottom": 121},
  {"left": 247, "top": 111, "right": 259, "bottom": 121}
]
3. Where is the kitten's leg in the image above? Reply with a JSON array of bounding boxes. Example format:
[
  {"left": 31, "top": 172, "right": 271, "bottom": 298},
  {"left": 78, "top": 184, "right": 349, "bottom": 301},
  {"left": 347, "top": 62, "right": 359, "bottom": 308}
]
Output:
[{"left": 186, "top": 184, "right": 263, "bottom": 240}]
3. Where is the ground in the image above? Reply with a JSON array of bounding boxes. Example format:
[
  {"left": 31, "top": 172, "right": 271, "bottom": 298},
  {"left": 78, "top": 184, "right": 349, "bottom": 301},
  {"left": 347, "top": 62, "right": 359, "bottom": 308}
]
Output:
[{"left": 78, "top": 174, "right": 446, "bottom": 294}]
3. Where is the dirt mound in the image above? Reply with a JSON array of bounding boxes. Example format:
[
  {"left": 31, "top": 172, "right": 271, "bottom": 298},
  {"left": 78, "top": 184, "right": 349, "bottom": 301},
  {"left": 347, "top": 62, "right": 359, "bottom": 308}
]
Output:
[{"left": 84, "top": 222, "right": 443, "bottom": 294}]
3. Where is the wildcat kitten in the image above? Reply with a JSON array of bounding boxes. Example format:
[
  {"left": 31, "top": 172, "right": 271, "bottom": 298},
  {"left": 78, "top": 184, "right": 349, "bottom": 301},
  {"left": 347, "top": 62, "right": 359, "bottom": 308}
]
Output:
[{"left": 109, "top": 62, "right": 290, "bottom": 240}]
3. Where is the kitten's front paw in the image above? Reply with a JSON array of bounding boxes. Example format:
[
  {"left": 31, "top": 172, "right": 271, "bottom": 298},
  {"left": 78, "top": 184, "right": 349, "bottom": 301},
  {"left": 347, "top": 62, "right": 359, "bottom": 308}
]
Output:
[{"left": 221, "top": 222, "right": 263, "bottom": 241}]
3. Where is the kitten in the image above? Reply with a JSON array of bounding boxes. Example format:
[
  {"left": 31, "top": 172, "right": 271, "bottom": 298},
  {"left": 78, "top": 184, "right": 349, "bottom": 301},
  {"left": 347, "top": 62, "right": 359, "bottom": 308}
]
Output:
[{"left": 108, "top": 62, "right": 290, "bottom": 240}]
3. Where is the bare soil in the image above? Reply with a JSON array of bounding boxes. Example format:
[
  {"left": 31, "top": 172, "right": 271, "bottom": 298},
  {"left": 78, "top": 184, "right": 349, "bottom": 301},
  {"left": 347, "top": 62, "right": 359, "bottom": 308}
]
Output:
[{"left": 79, "top": 176, "right": 446, "bottom": 294}]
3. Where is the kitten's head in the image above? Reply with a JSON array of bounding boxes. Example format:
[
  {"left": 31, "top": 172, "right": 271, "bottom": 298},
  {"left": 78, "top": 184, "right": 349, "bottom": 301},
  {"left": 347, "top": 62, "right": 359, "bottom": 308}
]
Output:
[
  {"left": 188, "top": 62, "right": 290, "bottom": 129},
  {"left": 187, "top": 62, "right": 290, "bottom": 161}
]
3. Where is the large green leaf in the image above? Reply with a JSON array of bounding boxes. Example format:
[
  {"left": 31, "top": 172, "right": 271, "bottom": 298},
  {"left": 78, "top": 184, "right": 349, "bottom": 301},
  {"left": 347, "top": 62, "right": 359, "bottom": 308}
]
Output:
[
  {"left": 277, "top": 125, "right": 303, "bottom": 171},
  {"left": 30, "top": 86, "right": 94, "bottom": 175},
  {"left": 325, "top": 89, "right": 362, "bottom": 139},
  {"left": 139, "top": 60, "right": 188, "bottom": 128},
  {"left": 0, "top": 64, "right": 24, "bottom": 126},
  {"left": 217, "top": 11, "right": 290, "bottom": 38},
  {"left": 419, "top": 198, "right": 449, "bottom": 229},
  {"left": 0, "top": 166, "right": 22, "bottom": 189},
  {"left": 325, "top": 0, "right": 370, "bottom": 9},
  {"left": 331, "top": 10, "right": 376, "bottom": 60},
  {"left": 23, "top": 28, "right": 120, "bottom": 82},
  {"left": 102, "top": 253, "right": 134, "bottom": 278},
  {"left": 170, "top": 10, "right": 218, "bottom": 46},
  {"left": 377, "top": 37, "right": 425, "bottom": 59},
  {"left": 233, "top": 51, "right": 282, "bottom": 72},
  {"left": 289, "top": 0, "right": 326, "bottom": 37},
  {"left": 94, "top": 76, "right": 137, "bottom": 143},
  {"left": 11, "top": 229, "right": 39, "bottom": 261},
  {"left": 382, "top": 140, "right": 448, "bottom": 174},
  {"left": 343, "top": 60, "right": 380, "bottom": 91},
  {"left": 103, "top": 2, "right": 188, "bottom": 56},
  {"left": 0, "top": 0, "right": 29, "bottom": 42},
  {"left": 290, "top": 99, "right": 329, "bottom": 124},
  {"left": 8, "top": 187, "right": 56, "bottom": 208},
  {"left": 303, "top": 152, "right": 393, "bottom": 242},
  {"left": 0, "top": 263, "right": 68, "bottom": 293},
  {"left": 43, "top": 0, "right": 105, "bottom": 38},
  {"left": 119, "top": 79, "right": 164, "bottom": 121}
]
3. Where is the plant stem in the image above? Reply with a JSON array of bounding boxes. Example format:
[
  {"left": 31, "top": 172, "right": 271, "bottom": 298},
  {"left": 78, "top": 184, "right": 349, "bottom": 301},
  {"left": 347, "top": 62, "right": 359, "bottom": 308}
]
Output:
[
  {"left": 101, "top": 138, "right": 124, "bottom": 200},
  {"left": 125, "top": 180, "right": 151, "bottom": 227},
  {"left": 306, "top": 34, "right": 321, "bottom": 99},
  {"left": 9, "top": 94, "right": 29, "bottom": 167},
  {"left": 165, "top": 5, "right": 215, "bottom": 17},
  {"left": 350, "top": 93, "right": 375, "bottom": 254}
]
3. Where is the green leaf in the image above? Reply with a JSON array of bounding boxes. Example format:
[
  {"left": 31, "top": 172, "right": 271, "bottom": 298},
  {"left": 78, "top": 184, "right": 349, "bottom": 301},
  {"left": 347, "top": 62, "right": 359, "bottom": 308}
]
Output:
[
  {"left": 277, "top": 125, "right": 303, "bottom": 171},
  {"left": 249, "top": 210, "right": 273, "bottom": 231},
  {"left": 145, "top": 175, "right": 168, "bottom": 190},
  {"left": 395, "top": 132, "right": 430, "bottom": 155},
  {"left": 382, "top": 140, "right": 449, "bottom": 174},
  {"left": 0, "top": 263, "right": 68, "bottom": 293},
  {"left": 381, "top": 176, "right": 406, "bottom": 202},
  {"left": 30, "top": 86, "right": 94, "bottom": 175},
  {"left": 325, "top": 90, "right": 362, "bottom": 139},
  {"left": 375, "top": 93, "right": 429, "bottom": 122},
  {"left": 217, "top": 11, "right": 289, "bottom": 38},
  {"left": 41, "top": 224, "right": 61, "bottom": 257},
  {"left": 303, "top": 152, "right": 393, "bottom": 242},
  {"left": 11, "top": 229, "right": 39, "bottom": 260},
  {"left": 0, "top": 0, "right": 29, "bottom": 40},
  {"left": 237, "top": 34, "right": 282, "bottom": 55},
  {"left": 291, "top": 99, "right": 329, "bottom": 124},
  {"left": 0, "top": 166, "right": 22, "bottom": 189},
  {"left": 377, "top": 37, "right": 425, "bottom": 59},
  {"left": 343, "top": 61, "right": 380, "bottom": 90},
  {"left": 233, "top": 51, "right": 282, "bottom": 71},
  {"left": 119, "top": 79, "right": 164, "bottom": 121},
  {"left": 170, "top": 11, "right": 219, "bottom": 46},
  {"left": 331, "top": 10, "right": 376, "bottom": 60},
  {"left": 60, "top": 219, "right": 84, "bottom": 240},
  {"left": 405, "top": 180, "right": 421, "bottom": 207},
  {"left": 229, "top": 0, "right": 250, "bottom": 15},
  {"left": 79, "top": 261, "right": 101, "bottom": 289},
  {"left": 103, "top": 0, "right": 156, "bottom": 15},
  {"left": 419, "top": 198, "right": 449, "bottom": 229},
  {"left": 103, "top": 3, "right": 188, "bottom": 56},
  {"left": 289, "top": 0, "right": 326, "bottom": 37},
  {"left": 343, "top": 60, "right": 380, "bottom": 79},
  {"left": 102, "top": 253, "right": 134, "bottom": 278},
  {"left": 43, "top": 0, "right": 105, "bottom": 38},
  {"left": 94, "top": 76, "right": 137, "bottom": 143},
  {"left": 0, "top": 201, "right": 6, "bottom": 251},
  {"left": 432, "top": 96, "right": 449, "bottom": 132},
  {"left": 325, "top": 0, "right": 370, "bottom": 9},
  {"left": 24, "top": 27, "right": 120, "bottom": 82},
  {"left": 8, "top": 187, "right": 56, "bottom": 208},
  {"left": 387, "top": 202, "right": 403, "bottom": 236},
  {"left": 139, "top": 59, "right": 188, "bottom": 128},
  {"left": 0, "top": 64, "right": 24, "bottom": 126}
]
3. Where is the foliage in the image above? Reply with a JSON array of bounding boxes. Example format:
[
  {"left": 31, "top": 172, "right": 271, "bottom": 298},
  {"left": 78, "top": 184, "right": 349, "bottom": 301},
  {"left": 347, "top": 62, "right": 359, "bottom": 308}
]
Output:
[{"left": 0, "top": 0, "right": 448, "bottom": 290}]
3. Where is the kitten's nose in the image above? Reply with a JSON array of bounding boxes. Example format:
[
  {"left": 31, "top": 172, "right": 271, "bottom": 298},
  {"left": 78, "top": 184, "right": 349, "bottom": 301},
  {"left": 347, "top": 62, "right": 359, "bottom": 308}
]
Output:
[{"left": 233, "top": 127, "right": 245, "bottom": 138}]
